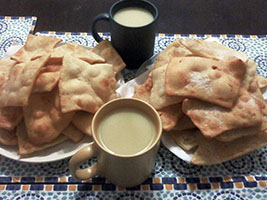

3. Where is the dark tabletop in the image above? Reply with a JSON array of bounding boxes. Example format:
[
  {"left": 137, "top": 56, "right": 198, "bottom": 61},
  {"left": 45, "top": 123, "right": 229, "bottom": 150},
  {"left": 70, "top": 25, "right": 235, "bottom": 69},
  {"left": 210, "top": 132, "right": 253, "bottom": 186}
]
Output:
[{"left": 0, "top": 0, "right": 266, "bottom": 35}]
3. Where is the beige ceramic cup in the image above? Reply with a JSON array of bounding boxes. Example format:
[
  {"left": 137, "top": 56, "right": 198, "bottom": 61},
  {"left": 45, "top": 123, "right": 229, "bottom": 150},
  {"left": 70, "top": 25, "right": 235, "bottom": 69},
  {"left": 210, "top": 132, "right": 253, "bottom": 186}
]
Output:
[{"left": 69, "top": 98, "right": 162, "bottom": 187}]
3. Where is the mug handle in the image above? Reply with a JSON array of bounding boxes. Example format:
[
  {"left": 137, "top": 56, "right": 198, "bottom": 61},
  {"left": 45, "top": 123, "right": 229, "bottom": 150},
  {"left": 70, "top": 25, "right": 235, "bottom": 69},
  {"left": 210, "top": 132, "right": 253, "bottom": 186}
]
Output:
[
  {"left": 92, "top": 13, "right": 110, "bottom": 43},
  {"left": 69, "top": 144, "right": 100, "bottom": 180}
]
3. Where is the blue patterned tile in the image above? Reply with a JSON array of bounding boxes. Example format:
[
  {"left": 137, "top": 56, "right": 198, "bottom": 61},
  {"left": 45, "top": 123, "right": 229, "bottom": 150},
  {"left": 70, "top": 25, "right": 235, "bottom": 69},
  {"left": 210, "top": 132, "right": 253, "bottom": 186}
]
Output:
[
  {"left": 173, "top": 183, "right": 187, "bottom": 190},
  {"left": 220, "top": 182, "right": 234, "bottom": 189},
  {"left": 162, "top": 177, "right": 177, "bottom": 184},
  {"left": 53, "top": 185, "right": 68, "bottom": 191},
  {"left": 21, "top": 177, "right": 35, "bottom": 183},
  {"left": 254, "top": 176, "right": 267, "bottom": 181},
  {"left": 0, "top": 177, "right": 11, "bottom": 182},
  {"left": 77, "top": 184, "right": 93, "bottom": 191},
  {"left": 44, "top": 177, "right": 58, "bottom": 183},
  {"left": 0, "top": 16, "right": 37, "bottom": 58},
  {"left": 232, "top": 176, "right": 247, "bottom": 182},
  {"left": 186, "top": 177, "right": 200, "bottom": 184},
  {"left": 125, "top": 185, "right": 141, "bottom": 191},
  {"left": 30, "top": 184, "right": 44, "bottom": 191},
  {"left": 102, "top": 184, "right": 116, "bottom": 191},
  {"left": 197, "top": 183, "right": 211, "bottom": 190},
  {"left": 150, "top": 183, "right": 163, "bottom": 190},
  {"left": 243, "top": 181, "right": 257, "bottom": 188},
  {"left": 209, "top": 177, "right": 223, "bottom": 183},
  {"left": 6, "top": 184, "right": 21, "bottom": 190}
]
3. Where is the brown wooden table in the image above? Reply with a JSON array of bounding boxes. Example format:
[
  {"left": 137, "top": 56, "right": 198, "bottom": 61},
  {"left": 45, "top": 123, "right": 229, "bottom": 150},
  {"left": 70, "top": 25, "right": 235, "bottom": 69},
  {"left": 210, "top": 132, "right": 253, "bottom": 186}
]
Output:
[{"left": 0, "top": 0, "right": 266, "bottom": 35}]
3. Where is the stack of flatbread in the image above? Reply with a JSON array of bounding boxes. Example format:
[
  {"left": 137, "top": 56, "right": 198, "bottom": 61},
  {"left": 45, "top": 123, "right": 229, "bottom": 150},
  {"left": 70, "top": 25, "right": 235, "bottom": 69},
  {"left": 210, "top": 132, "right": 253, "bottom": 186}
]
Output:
[
  {"left": 0, "top": 34, "right": 125, "bottom": 156},
  {"left": 133, "top": 38, "right": 267, "bottom": 165}
]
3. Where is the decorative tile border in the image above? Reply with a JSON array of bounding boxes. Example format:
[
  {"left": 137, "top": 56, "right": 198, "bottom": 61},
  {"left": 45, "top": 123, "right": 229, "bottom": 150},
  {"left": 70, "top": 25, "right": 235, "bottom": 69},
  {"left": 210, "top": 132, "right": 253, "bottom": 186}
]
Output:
[
  {"left": 0, "top": 176, "right": 266, "bottom": 191},
  {"left": 0, "top": 186, "right": 266, "bottom": 200},
  {"left": 37, "top": 31, "right": 266, "bottom": 39}
]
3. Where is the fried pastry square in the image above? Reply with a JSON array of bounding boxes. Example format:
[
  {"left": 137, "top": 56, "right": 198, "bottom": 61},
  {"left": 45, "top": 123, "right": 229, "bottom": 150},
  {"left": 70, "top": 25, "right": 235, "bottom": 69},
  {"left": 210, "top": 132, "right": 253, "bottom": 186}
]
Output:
[
  {"left": 59, "top": 56, "right": 117, "bottom": 113},
  {"left": 172, "top": 114, "right": 196, "bottom": 131},
  {"left": 133, "top": 73, "right": 153, "bottom": 103},
  {"left": 0, "top": 107, "right": 23, "bottom": 131},
  {"left": 216, "top": 118, "right": 267, "bottom": 142},
  {"left": 0, "top": 55, "right": 50, "bottom": 107},
  {"left": 150, "top": 64, "right": 183, "bottom": 110},
  {"left": 183, "top": 88, "right": 262, "bottom": 138},
  {"left": 0, "top": 59, "right": 16, "bottom": 86},
  {"left": 153, "top": 39, "right": 193, "bottom": 69},
  {"left": 11, "top": 34, "right": 62, "bottom": 63},
  {"left": 16, "top": 121, "right": 67, "bottom": 155},
  {"left": 157, "top": 103, "right": 183, "bottom": 131},
  {"left": 165, "top": 57, "right": 246, "bottom": 108},
  {"left": 33, "top": 62, "right": 61, "bottom": 93},
  {"left": 180, "top": 39, "right": 255, "bottom": 89},
  {"left": 51, "top": 43, "right": 104, "bottom": 64},
  {"left": 72, "top": 111, "right": 94, "bottom": 136},
  {"left": 62, "top": 123, "right": 84, "bottom": 143},
  {"left": 255, "top": 73, "right": 267, "bottom": 89},
  {"left": 0, "top": 128, "right": 17, "bottom": 146},
  {"left": 23, "top": 87, "right": 75, "bottom": 145},
  {"left": 248, "top": 78, "right": 267, "bottom": 115},
  {"left": 180, "top": 39, "right": 248, "bottom": 63},
  {"left": 241, "top": 59, "right": 258, "bottom": 89},
  {"left": 91, "top": 40, "right": 126, "bottom": 74}
]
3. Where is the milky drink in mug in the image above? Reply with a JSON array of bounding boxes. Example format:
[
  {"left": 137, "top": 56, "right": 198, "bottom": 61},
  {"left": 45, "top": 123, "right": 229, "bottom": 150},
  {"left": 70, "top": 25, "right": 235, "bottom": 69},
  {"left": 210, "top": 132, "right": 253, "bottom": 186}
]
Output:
[
  {"left": 98, "top": 107, "right": 156, "bottom": 156},
  {"left": 69, "top": 98, "right": 162, "bottom": 187},
  {"left": 113, "top": 7, "right": 154, "bottom": 27}
]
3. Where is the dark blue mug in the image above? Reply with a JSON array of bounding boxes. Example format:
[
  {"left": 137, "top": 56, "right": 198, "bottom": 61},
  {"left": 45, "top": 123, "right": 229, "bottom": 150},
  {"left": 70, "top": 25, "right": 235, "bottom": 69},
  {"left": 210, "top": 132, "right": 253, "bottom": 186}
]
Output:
[{"left": 92, "top": 0, "right": 158, "bottom": 70}]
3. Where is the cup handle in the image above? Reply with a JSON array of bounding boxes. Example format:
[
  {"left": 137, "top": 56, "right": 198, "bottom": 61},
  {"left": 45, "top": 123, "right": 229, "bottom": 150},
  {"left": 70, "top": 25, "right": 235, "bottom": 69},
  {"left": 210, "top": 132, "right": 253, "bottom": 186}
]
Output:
[
  {"left": 69, "top": 144, "right": 100, "bottom": 180},
  {"left": 92, "top": 13, "right": 110, "bottom": 43}
]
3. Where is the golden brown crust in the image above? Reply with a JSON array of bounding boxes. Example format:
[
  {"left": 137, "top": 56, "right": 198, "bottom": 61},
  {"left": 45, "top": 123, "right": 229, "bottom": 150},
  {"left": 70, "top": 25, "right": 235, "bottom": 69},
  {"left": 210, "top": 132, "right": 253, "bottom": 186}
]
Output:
[
  {"left": 183, "top": 88, "right": 262, "bottom": 138},
  {"left": 165, "top": 57, "right": 246, "bottom": 109},
  {"left": 133, "top": 73, "right": 153, "bottom": 103},
  {"left": 72, "top": 111, "right": 94, "bottom": 136},
  {"left": 62, "top": 123, "right": 84, "bottom": 143},
  {"left": 59, "top": 56, "right": 117, "bottom": 113},
  {"left": 0, "top": 107, "right": 23, "bottom": 131},
  {"left": 0, "top": 128, "right": 17, "bottom": 146},
  {"left": 0, "top": 55, "right": 50, "bottom": 107},
  {"left": 91, "top": 40, "right": 126, "bottom": 74},
  {"left": 16, "top": 121, "right": 67, "bottom": 155},
  {"left": 11, "top": 34, "right": 62, "bottom": 63},
  {"left": 157, "top": 103, "right": 183, "bottom": 131},
  {"left": 51, "top": 43, "right": 104, "bottom": 64},
  {"left": 255, "top": 73, "right": 267, "bottom": 89},
  {"left": 216, "top": 118, "right": 267, "bottom": 142},
  {"left": 23, "top": 87, "right": 75, "bottom": 145},
  {"left": 172, "top": 114, "right": 196, "bottom": 131},
  {"left": 150, "top": 64, "right": 183, "bottom": 110}
]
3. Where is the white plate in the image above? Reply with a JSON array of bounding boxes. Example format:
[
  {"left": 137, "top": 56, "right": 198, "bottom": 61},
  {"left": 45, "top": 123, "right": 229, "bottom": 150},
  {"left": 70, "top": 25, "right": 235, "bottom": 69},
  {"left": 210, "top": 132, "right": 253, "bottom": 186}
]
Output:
[{"left": 0, "top": 136, "right": 93, "bottom": 163}]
